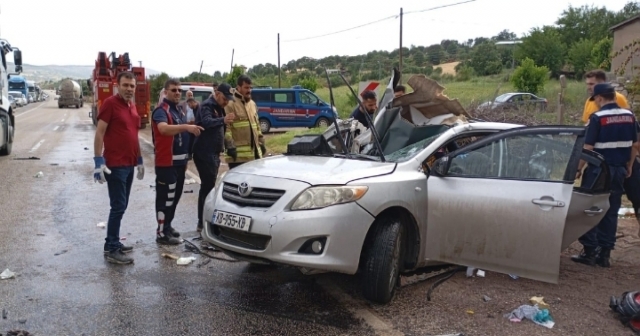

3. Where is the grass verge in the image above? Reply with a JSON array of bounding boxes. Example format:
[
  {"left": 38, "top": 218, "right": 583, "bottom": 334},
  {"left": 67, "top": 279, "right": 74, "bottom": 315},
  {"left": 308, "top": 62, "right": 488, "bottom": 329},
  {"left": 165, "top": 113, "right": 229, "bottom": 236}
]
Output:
[{"left": 265, "top": 127, "right": 327, "bottom": 154}]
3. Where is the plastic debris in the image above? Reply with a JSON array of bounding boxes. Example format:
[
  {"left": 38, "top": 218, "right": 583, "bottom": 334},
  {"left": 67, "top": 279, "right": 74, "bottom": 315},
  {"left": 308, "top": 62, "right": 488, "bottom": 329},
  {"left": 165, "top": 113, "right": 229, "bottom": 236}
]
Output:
[
  {"left": 177, "top": 257, "right": 197, "bottom": 265},
  {"left": 483, "top": 295, "right": 492, "bottom": 302},
  {"left": 466, "top": 310, "right": 474, "bottom": 315},
  {"left": 96, "top": 222, "right": 106, "bottom": 228},
  {"left": 509, "top": 274, "right": 519, "bottom": 279},
  {"left": 1, "top": 269, "right": 16, "bottom": 280},
  {"left": 466, "top": 267, "right": 476, "bottom": 277},
  {"left": 34, "top": 171, "right": 43, "bottom": 178},
  {"left": 161, "top": 253, "right": 179, "bottom": 260},
  {"left": 185, "top": 178, "right": 197, "bottom": 185},
  {"left": 505, "top": 304, "right": 555, "bottom": 329},
  {"left": 476, "top": 270, "right": 486, "bottom": 277},
  {"left": 530, "top": 296, "right": 550, "bottom": 310}
]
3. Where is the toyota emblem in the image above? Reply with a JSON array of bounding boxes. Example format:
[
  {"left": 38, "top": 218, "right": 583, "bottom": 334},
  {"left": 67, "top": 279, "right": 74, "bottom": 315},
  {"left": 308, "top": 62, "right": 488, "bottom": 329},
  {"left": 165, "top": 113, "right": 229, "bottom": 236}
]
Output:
[{"left": 238, "top": 182, "right": 252, "bottom": 197}]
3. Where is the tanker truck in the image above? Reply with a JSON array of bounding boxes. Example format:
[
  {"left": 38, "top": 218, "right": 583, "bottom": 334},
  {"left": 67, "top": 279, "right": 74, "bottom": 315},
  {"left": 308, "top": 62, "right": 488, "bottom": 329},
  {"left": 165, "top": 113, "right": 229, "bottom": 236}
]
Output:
[
  {"left": 0, "top": 38, "right": 22, "bottom": 156},
  {"left": 58, "top": 79, "right": 83, "bottom": 109}
]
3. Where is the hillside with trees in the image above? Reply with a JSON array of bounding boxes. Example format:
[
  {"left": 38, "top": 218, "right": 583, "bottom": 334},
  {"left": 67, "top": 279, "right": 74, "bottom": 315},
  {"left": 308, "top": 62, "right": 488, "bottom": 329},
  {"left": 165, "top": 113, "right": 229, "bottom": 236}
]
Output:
[{"left": 156, "top": 1, "right": 638, "bottom": 94}]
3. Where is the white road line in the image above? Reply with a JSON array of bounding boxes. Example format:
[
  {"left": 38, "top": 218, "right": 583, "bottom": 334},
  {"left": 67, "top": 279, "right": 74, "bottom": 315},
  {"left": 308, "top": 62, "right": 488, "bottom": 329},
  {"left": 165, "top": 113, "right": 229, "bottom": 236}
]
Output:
[
  {"left": 53, "top": 126, "right": 59, "bottom": 131},
  {"left": 29, "top": 139, "right": 45, "bottom": 153},
  {"left": 14, "top": 102, "right": 46, "bottom": 118},
  {"left": 316, "top": 278, "right": 404, "bottom": 336},
  {"left": 138, "top": 135, "right": 202, "bottom": 185}
]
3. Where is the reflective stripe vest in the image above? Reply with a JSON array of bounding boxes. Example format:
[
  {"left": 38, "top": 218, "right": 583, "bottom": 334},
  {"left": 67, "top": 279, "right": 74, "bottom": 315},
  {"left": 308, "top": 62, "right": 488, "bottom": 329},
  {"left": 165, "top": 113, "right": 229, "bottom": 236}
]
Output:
[
  {"left": 224, "top": 93, "right": 264, "bottom": 163},
  {"left": 152, "top": 101, "right": 189, "bottom": 167}
]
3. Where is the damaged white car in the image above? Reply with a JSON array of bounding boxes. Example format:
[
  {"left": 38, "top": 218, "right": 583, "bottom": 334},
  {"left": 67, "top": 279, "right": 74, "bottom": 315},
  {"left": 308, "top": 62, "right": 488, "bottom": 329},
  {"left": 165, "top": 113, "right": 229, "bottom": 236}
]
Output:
[{"left": 202, "top": 71, "right": 611, "bottom": 304}]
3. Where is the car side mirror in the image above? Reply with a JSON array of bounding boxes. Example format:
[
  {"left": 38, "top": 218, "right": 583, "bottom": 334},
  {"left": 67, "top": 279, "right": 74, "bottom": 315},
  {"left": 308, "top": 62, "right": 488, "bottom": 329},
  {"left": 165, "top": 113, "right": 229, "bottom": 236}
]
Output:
[{"left": 432, "top": 157, "right": 450, "bottom": 176}]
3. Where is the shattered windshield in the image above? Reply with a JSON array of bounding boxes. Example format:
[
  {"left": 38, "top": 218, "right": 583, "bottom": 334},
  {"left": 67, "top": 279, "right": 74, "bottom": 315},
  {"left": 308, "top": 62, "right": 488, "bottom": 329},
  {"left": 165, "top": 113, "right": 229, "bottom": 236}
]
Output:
[{"left": 384, "top": 133, "right": 441, "bottom": 162}]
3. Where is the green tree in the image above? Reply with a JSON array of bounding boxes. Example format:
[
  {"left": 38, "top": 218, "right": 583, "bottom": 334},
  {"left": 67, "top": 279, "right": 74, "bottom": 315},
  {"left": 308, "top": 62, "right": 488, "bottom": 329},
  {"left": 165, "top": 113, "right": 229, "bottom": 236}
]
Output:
[
  {"left": 299, "top": 77, "right": 319, "bottom": 92},
  {"left": 226, "top": 65, "right": 245, "bottom": 87},
  {"left": 592, "top": 36, "right": 613, "bottom": 70},
  {"left": 568, "top": 38, "right": 596, "bottom": 78},
  {"left": 469, "top": 42, "right": 503, "bottom": 76},
  {"left": 426, "top": 44, "right": 445, "bottom": 65},
  {"left": 455, "top": 64, "right": 475, "bottom": 81},
  {"left": 510, "top": 58, "right": 549, "bottom": 95},
  {"left": 149, "top": 72, "right": 170, "bottom": 106},
  {"left": 413, "top": 52, "right": 426, "bottom": 67},
  {"left": 555, "top": 5, "right": 618, "bottom": 47},
  {"left": 516, "top": 26, "right": 566, "bottom": 76}
]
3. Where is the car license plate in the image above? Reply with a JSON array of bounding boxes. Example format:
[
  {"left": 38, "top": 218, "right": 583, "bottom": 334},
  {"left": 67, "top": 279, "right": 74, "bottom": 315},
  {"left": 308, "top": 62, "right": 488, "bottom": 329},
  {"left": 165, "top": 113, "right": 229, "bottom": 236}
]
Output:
[{"left": 212, "top": 210, "right": 251, "bottom": 232}]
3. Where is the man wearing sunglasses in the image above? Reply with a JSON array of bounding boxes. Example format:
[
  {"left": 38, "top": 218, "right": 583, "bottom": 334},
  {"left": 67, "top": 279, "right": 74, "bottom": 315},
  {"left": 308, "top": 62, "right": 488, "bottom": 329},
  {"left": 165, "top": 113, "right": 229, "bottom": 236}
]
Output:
[
  {"left": 192, "top": 83, "right": 236, "bottom": 234},
  {"left": 151, "top": 79, "right": 204, "bottom": 245}
]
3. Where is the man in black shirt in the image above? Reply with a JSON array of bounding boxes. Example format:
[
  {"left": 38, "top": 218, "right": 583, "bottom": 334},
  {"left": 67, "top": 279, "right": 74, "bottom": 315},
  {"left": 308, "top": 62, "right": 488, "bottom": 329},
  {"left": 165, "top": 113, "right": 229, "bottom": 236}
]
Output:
[{"left": 349, "top": 90, "right": 378, "bottom": 128}]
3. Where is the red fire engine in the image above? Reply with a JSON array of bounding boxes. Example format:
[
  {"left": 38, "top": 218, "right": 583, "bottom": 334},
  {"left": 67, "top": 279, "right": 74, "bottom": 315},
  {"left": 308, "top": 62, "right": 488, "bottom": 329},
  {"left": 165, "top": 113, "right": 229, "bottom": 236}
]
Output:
[{"left": 88, "top": 52, "right": 151, "bottom": 129}]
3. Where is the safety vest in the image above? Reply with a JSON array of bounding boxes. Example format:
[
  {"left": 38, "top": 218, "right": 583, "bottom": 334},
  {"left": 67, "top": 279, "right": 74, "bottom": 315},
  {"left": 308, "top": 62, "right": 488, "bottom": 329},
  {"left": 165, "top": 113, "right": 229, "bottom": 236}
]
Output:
[
  {"left": 152, "top": 102, "right": 189, "bottom": 167},
  {"left": 224, "top": 95, "right": 263, "bottom": 163}
]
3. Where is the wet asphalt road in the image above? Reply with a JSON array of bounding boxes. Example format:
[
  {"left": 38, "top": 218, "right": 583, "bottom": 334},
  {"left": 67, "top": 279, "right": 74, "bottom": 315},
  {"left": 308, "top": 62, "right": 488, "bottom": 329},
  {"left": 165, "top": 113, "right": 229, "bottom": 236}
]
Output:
[{"left": 0, "top": 96, "right": 397, "bottom": 336}]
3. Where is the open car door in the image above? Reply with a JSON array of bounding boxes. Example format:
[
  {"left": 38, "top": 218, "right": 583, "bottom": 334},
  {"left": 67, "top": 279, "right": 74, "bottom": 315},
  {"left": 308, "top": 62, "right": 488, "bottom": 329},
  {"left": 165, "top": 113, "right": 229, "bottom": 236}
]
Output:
[{"left": 425, "top": 125, "right": 611, "bottom": 283}]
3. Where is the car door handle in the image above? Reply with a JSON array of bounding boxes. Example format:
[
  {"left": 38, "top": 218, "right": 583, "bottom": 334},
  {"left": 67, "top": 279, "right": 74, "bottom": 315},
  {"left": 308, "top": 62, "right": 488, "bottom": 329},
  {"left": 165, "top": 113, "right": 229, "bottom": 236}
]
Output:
[
  {"left": 584, "top": 208, "right": 603, "bottom": 215},
  {"left": 532, "top": 199, "right": 565, "bottom": 207}
]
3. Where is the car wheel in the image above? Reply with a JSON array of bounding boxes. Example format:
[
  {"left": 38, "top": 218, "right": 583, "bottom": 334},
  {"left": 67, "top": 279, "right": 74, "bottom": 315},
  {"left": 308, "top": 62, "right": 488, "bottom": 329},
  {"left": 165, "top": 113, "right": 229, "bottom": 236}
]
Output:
[
  {"left": 315, "top": 117, "right": 329, "bottom": 128},
  {"left": 362, "top": 218, "right": 405, "bottom": 304},
  {"left": 0, "top": 115, "right": 13, "bottom": 156},
  {"left": 58, "top": 105, "right": 63, "bottom": 109},
  {"left": 259, "top": 118, "right": 270, "bottom": 134}
]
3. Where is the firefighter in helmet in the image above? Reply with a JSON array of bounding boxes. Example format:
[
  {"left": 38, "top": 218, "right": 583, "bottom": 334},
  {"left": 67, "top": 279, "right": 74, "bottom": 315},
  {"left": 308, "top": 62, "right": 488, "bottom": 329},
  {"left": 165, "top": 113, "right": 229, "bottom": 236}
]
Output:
[{"left": 223, "top": 74, "right": 267, "bottom": 169}]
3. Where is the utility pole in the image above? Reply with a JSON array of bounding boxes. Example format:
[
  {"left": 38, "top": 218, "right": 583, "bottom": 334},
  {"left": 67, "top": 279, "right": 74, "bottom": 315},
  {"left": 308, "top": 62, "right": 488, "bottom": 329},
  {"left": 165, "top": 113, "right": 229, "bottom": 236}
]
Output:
[
  {"left": 278, "top": 33, "right": 281, "bottom": 88},
  {"left": 230, "top": 49, "right": 234, "bottom": 73},
  {"left": 199, "top": 60, "right": 203, "bottom": 74},
  {"left": 399, "top": 7, "right": 403, "bottom": 79}
]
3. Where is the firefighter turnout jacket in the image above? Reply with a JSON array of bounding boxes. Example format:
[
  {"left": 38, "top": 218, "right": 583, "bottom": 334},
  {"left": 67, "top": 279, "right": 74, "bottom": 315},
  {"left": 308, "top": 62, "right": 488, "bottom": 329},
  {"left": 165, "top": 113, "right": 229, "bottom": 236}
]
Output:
[{"left": 223, "top": 90, "right": 264, "bottom": 163}]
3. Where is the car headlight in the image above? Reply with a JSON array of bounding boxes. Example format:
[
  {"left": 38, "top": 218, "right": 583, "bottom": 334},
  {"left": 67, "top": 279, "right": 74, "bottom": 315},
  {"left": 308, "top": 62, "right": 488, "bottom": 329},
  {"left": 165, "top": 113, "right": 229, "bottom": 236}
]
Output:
[{"left": 290, "top": 186, "right": 368, "bottom": 210}]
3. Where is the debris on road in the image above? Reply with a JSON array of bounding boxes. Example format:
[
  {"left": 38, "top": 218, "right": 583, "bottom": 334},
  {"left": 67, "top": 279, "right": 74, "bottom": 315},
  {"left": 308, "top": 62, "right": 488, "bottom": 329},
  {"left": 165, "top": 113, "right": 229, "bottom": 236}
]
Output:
[
  {"left": 196, "top": 259, "right": 211, "bottom": 268},
  {"left": 161, "top": 253, "right": 179, "bottom": 260},
  {"left": 530, "top": 296, "right": 550, "bottom": 310},
  {"left": 1, "top": 269, "right": 16, "bottom": 280},
  {"left": 185, "top": 178, "right": 197, "bottom": 185},
  {"left": 96, "top": 222, "right": 106, "bottom": 228},
  {"left": 34, "top": 172, "right": 43, "bottom": 178},
  {"left": 53, "top": 250, "right": 68, "bottom": 256},
  {"left": 509, "top": 274, "right": 519, "bottom": 280},
  {"left": 483, "top": 295, "right": 492, "bottom": 302},
  {"left": 505, "top": 304, "right": 555, "bottom": 329},
  {"left": 609, "top": 290, "right": 640, "bottom": 333},
  {"left": 6, "top": 329, "right": 32, "bottom": 336},
  {"left": 12, "top": 157, "right": 40, "bottom": 160},
  {"left": 18, "top": 318, "right": 26, "bottom": 323},
  {"left": 177, "top": 257, "right": 197, "bottom": 265},
  {"left": 2, "top": 308, "right": 7, "bottom": 319},
  {"left": 36, "top": 233, "right": 44, "bottom": 236},
  {"left": 184, "top": 190, "right": 194, "bottom": 193},
  {"left": 476, "top": 270, "right": 486, "bottom": 277}
]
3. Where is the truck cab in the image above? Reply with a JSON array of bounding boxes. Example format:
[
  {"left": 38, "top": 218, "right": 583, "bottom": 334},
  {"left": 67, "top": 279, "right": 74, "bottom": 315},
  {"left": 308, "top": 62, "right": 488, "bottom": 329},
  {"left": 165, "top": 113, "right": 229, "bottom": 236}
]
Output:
[
  {"left": 251, "top": 86, "right": 337, "bottom": 133},
  {"left": 8, "top": 75, "right": 28, "bottom": 104},
  {"left": 0, "top": 39, "right": 22, "bottom": 156}
]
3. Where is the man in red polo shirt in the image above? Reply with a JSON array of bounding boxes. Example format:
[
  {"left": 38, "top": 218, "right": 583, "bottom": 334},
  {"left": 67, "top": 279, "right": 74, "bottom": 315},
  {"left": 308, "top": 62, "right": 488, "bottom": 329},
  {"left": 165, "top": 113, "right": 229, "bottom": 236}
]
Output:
[{"left": 93, "top": 71, "right": 144, "bottom": 265}]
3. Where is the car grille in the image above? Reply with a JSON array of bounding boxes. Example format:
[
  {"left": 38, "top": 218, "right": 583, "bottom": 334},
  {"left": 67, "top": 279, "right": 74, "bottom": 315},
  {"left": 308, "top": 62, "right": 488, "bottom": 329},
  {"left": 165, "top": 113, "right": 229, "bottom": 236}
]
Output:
[
  {"left": 222, "top": 182, "right": 285, "bottom": 208},
  {"left": 210, "top": 224, "right": 271, "bottom": 251}
]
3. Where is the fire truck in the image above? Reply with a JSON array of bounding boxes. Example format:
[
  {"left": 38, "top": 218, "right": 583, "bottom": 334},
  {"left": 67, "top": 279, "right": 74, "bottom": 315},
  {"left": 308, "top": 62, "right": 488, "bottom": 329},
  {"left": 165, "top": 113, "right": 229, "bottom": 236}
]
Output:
[{"left": 88, "top": 52, "right": 151, "bottom": 129}]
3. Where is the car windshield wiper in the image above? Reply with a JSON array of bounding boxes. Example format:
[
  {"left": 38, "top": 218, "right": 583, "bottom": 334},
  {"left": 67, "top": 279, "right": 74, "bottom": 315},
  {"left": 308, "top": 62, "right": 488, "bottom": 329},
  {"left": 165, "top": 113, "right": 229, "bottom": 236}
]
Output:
[{"left": 333, "top": 153, "right": 381, "bottom": 161}]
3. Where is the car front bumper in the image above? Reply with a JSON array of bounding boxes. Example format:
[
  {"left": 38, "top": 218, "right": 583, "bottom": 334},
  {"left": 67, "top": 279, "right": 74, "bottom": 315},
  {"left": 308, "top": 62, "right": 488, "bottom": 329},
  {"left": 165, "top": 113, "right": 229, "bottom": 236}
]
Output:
[{"left": 202, "top": 175, "right": 375, "bottom": 274}]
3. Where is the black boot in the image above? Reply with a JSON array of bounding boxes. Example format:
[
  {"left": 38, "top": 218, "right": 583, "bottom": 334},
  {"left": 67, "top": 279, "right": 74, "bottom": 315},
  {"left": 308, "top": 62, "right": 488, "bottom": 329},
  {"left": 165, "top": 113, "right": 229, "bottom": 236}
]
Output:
[
  {"left": 596, "top": 248, "right": 611, "bottom": 268},
  {"left": 571, "top": 246, "right": 598, "bottom": 266}
]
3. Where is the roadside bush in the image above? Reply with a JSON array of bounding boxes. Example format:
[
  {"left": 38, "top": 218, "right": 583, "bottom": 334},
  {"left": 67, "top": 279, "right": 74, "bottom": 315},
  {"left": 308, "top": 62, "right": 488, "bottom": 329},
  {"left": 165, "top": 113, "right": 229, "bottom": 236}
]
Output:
[
  {"left": 456, "top": 65, "right": 475, "bottom": 81},
  {"left": 510, "top": 58, "right": 549, "bottom": 95},
  {"left": 299, "top": 77, "right": 319, "bottom": 92}
]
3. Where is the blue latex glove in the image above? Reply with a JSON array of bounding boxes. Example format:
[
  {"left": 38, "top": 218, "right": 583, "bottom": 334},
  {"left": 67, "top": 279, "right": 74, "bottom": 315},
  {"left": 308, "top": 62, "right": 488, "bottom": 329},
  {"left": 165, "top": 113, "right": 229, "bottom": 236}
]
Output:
[
  {"left": 136, "top": 156, "right": 144, "bottom": 180},
  {"left": 93, "top": 157, "right": 111, "bottom": 184}
]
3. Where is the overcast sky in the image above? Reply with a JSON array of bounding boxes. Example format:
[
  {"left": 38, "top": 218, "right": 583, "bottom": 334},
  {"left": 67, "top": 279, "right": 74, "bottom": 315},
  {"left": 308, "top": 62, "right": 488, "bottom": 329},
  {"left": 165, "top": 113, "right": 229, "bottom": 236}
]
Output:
[{"left": 0, "top": 0, "right": 632, "bottom": 77}]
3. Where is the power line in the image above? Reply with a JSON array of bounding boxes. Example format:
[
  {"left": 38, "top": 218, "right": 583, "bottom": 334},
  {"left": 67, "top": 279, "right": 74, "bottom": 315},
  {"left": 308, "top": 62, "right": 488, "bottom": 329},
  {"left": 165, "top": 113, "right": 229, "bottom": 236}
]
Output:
[
  {"left": 282, "top": 15, "right": 398, "bottom": 43},
  {"left": 281, "top": 0, "right": 478, "bottom": 43},
  {"left": 404, "top": 0, "right": 477, "bottom": 15}
]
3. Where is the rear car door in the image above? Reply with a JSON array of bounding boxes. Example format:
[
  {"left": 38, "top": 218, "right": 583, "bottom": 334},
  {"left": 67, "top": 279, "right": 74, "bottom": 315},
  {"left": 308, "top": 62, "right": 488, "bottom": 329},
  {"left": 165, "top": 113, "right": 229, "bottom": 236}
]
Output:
[{"left": 425, "top": 126, "right": 610, "bottom": 283}]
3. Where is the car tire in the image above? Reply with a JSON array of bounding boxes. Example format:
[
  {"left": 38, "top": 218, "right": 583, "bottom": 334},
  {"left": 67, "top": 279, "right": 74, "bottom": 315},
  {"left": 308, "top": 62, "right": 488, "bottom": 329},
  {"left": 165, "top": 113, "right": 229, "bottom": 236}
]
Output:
[
  {"left": 259, "top": 118, "right": 271, "bottom": 134},
  {"left": 0, "top": 115, "right": 13, "bottom": 156},
  {"left": 315, "top": 117, "right": 329, "bottom": 128},
  {"left": 58, "top": 105, "right": 63, "bottom": 109},
  {"left": 362, "top": 218, "right": 405, "bottom": 304}
]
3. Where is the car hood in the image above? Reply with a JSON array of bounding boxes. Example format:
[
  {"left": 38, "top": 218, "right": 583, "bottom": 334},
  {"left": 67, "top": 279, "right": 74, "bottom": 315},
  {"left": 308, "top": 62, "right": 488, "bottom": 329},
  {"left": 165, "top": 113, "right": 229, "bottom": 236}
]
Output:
[{"left": 227, "top": 155, "right": 396, "bottom": 185}]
